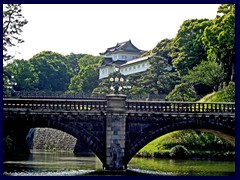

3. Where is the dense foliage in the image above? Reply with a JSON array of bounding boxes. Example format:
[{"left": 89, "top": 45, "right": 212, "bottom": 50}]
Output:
[
  {"left": 182, "top": 61, "right": 225, "bottom": 92},
  {"left": 3, "top": 4, "right": 235, "bottom": 101},
  {"left": 166, "top": 83, "right": 196, "bottom": 101},
  {"left": 170, "top": 19, "right": 211, "bottom": 77},
  {"left": 202, "top": 4, "right": 235, "bottom": 84},
  {"left": 166, "top": 4, "right": 235, "bottom": 100},
  {"left": 67, "top": 55, "right": 102, "bottom": 94},
  {"left": 3, "top": 52, "right": 102, "bottom": 94}
]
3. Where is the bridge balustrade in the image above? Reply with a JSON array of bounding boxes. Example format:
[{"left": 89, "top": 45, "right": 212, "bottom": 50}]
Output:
[
  {"left": 3, "top": 96, "right": 235, "bottom": 171},
  {"left": 3, "top": 98, "right": 107, "bottom": 111},
  {"left": 3, "top": 98, "right": 235, "bottom": 114},
  {"left": 126, "top": 101, "right": 235, "bottom": 113}
]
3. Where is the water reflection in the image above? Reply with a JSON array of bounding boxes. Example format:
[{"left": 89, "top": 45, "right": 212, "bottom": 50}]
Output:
[
  {"left": 4, "top": 150, "right": 102, "bottom": 176},
  {"left": 4, "top": 170, "right": 96, "bottom": 176},
  {"left": 128, "top": 157, "right": 235, "bottom": 176},
  {"left": 3, "top": 151, "right": 235, "bottom": 176}
]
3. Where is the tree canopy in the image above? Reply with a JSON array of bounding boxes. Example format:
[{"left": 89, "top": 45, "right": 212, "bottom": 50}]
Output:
[
  {"left": 202, "top": 4, "right": 235, "bottom": 84},
  {"left": 29, "top": 51, "right": 72, "bottom": 91},
  {"left": 3, "top": 4, "right": 235, "bottom": 101},
  {"left": 3, "top": 59, "right": 39, "bottom": 91},
  {"left": 170, "top": 18, "right": 211, "bottom": 77},
  {"left": 67, "top": 55, "right": 102, "bottom": 94},
  {"left": 182, "top": 61, "right": 224, "bottom": 92}
]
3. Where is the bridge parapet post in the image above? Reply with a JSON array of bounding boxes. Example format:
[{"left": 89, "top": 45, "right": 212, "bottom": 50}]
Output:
[{"left": 104, "top": 94, "right": 127, "bottom": 171}]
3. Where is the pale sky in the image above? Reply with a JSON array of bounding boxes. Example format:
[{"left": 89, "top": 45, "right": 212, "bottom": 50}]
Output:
[{"left": 9, "top": 4, "right": 220, "bottom": 60}]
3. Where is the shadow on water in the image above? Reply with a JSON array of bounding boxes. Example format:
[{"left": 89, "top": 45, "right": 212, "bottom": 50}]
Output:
[{"left": 3, "top": 151, "right": 235, "bottom": 176}]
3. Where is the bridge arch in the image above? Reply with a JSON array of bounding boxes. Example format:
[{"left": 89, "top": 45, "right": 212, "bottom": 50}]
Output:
[
  {"left": 125, "top": 113, "right": 235, "bottom": 164},
  {"left": 46, "top": 121, "right": 105, "bottom": 163},
  {"left": 4, "top": 98, "right": 235, "bottom": 171},
  {"left": 4, "top": 111, "right": 106, "bottom": 164}
]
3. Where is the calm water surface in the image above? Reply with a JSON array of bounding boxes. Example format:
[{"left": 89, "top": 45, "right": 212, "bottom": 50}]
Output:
[{"left": 3, "top": 151, "right": 235, "bottom": 176}]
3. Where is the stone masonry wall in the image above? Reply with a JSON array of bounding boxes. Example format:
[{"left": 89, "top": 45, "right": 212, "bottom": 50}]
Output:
[
  {"left": 26, "top": 128, "right": 93, "bottom": 154},
  {"left": 27, "top": 128, "right": 76, "bottom": 151}
]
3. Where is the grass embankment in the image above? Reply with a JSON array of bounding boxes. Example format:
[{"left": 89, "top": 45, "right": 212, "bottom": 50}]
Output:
[
  {"left": 136, "top": 82, "right": 235, "bottom": 160},
  {"left": 198, "top": 81, "right": 235, "bottom": 102},
  {"left": 136, "top": 130, "right": 235, "bottom": 160}
]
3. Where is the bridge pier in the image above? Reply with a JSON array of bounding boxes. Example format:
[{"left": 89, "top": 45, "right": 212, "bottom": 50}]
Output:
[{"left": 104, "top": 94, "right": 127, "bottom": 171}]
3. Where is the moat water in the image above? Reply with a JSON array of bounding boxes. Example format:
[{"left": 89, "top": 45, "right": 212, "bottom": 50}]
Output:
[{"left": 3, "top": 150, "right": 235, "bottom": 176}]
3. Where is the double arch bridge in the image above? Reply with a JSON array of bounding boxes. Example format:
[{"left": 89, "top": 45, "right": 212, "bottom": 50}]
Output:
[{"left": 3, "top": 95, "right": 235, "bottom": 170}]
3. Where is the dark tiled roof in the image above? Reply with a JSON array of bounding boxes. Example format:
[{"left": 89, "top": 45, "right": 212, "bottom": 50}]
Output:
[
  {"left": 101, "top": 57, "right": 113, "bottom": 66},
  {"left": 114, "top": 60, "right": 127, "bottom": 65},
  {"left": 100, "top": 40, "right": 145, "bottom": 55},
  {"left": 100, "top": 57, "right": 127, "bottom": 67},
  {"left": 120, "top": 53, "right": 156, "bottom": 67}
]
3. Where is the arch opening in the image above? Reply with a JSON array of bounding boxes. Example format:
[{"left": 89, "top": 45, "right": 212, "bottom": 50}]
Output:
[
  {"left": 127, "top": 129, "right": 235, "bottom": 164},
  {"left": 26, "top": 127, "right": 94, "bottom": 155}
]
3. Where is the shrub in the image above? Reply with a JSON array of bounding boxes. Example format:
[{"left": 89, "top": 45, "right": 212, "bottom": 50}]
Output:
[
  {"left": 222, "top": 81, "right": 235, "bottom": 102},
  {"left": 154, "top": 151, "right": 169, "bottom": 158},
  {"left": 169, "top": 145, "right": 189, "bottom": 159}
]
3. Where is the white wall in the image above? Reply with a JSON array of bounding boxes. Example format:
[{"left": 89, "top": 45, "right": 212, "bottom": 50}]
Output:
[
  {"left": 120, "top": 61, "right": 150, "bottom": 76},
  {"left": 99, "top": 66, "right": 116, "bottom": 79},
  {"left": 108, "top": 52, "right": 140, "bottom": 61},
  {"left": 99, "top": 59, "right": 172, "bottom": 79},
  {"left": 99, "top": 67, "right": 109, "bottom": 79}
]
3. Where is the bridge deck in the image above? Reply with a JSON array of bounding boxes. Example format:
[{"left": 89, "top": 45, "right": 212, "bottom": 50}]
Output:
[{"left": 3, "top": 98, "right": 235, "bottom": 115}]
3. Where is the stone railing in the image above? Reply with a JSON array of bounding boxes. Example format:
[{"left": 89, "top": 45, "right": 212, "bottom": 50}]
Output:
[
  {"left": 3, "top": 98, "right": 107, "bottom": 111},
  {"left": 126, "top": 100, "right": 235, "bottom": 113},
  {"left": 3, "top": 98, "right": 235, "bottom": 114},
  {"left": 13, "top": 91, "right": 106, "bottom": 99}
]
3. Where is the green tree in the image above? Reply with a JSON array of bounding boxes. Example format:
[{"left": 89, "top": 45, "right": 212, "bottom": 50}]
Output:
[
  {"left": 166, "top": 83, "right": 196, "bottom": 101},
  {"left": 182, "top": 60, "right": 224, "bottom": 92},
  {"left": 29, "top": 51, "right": 71, "bottom": 91},
  {"left": 3, "top": 59, "right": 39, "bottom": 91},
  {"left": 78, "top": 55, "right": 103, "bottom": 93},
  {"left": 152, "top": 38, "right": 173, "bottom": 63},
  {"left": 78, "top": 54, "right": 102, "bottom": 68},
  {"left": 202, "top": 4, "right": 235, "bottom": 85},
  {"left": 170, "top": 19, "right": 212, "bottom": 77},
  {"left": 65, "top": 53, "right": 86, "bottom": 75},
  {"left": 128, "top": 39, "right": 179, "bottom": 97},
  {"left": 222, "top": 82, "right": 235, "bottom": 102},
  {"left": 68, "top": 55, "right": 102, "bottom": 94},
  {"left": 92, "top": 78, "right": 110, "bottom": 96},
  {"left": 68, "top": 65, "right": 99, "bottom": 94},
  {"left": 3, "top": 4, "right": 28, "bottom": 61},
  {"left": 128, "top": 74, "right": 148, "bottom": 95},
  {"left": 145, "top": 56, "right": 177, "bottom": 95}
]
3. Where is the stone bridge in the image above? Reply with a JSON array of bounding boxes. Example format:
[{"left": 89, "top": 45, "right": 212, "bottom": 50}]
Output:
[{"left": 3, "top": 95, "right": 235, "bottom": 170}]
